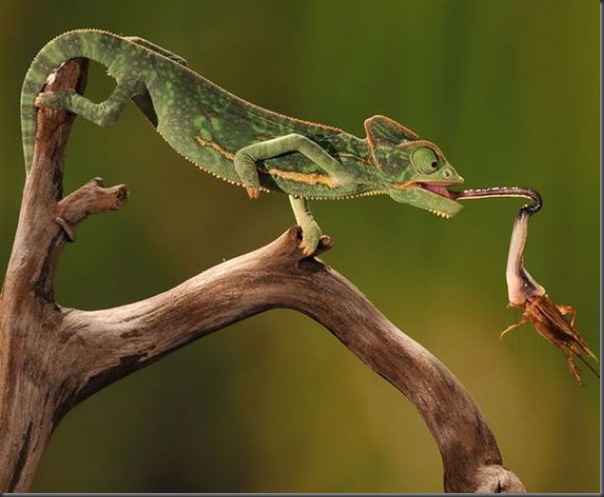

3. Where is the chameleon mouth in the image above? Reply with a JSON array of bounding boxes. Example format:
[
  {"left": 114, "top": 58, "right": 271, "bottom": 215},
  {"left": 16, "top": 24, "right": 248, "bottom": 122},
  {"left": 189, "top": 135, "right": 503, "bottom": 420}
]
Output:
[
  {"left": 414, "top": 181, "right": 460, "bottom": 200},
  {"left": 414, "top": 182, "right": 463, "bottom": 217},
  {"left": 389, "top": 181, "right": 463, "bottom": 218}
]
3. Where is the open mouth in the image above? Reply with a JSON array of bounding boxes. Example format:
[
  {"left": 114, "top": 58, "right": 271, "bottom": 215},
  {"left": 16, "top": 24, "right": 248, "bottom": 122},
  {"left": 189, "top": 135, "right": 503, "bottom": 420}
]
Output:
[
  {"left": 389, "top": 180, "right": 464, "bottom": 218},
  {"left": 414, "top": 181, "right": 462, "bottom": 200},
  {"left": 408, "top": 181, "right": 463, "bottom": 218}
]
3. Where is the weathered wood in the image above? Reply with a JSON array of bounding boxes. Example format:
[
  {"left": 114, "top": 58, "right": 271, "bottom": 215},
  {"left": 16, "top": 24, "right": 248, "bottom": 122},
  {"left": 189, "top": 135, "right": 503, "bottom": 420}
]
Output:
[{"left": 0, "top": 59, "right": 525, "bottom": 493}]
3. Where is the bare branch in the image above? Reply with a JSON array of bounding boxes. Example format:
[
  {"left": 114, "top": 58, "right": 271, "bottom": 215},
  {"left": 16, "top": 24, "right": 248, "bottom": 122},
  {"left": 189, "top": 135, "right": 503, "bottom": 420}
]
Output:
[
  {"left": 58, "top": 227, "right": 524, "bottom": 493},
  {"left": 56, "top": 177, "right": 128, "bottom": 241}
]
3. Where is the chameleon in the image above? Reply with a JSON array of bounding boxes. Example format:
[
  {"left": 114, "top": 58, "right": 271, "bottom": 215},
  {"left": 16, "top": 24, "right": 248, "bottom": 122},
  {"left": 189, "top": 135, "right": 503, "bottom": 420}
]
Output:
[{"left": 22, "top": 29, "right": 465, "bottom": 254}]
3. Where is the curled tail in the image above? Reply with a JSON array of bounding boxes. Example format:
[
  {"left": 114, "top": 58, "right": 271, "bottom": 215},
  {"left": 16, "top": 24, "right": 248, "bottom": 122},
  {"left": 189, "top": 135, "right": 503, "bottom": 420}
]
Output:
[{"left": 20, "top": 29, "right": 124, "bottom": 172}]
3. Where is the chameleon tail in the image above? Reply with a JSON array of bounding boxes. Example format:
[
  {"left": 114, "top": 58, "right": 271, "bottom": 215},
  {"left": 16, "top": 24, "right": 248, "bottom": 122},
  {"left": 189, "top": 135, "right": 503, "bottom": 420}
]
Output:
[{"left": 20, "top": 29, "right": 124, "bottom": 172}]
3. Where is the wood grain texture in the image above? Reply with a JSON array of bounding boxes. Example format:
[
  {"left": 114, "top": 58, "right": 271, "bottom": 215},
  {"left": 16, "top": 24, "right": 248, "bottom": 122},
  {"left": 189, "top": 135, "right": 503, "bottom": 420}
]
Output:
[{"left": 0, "top": 59, "right": 524, "bottom": 493}]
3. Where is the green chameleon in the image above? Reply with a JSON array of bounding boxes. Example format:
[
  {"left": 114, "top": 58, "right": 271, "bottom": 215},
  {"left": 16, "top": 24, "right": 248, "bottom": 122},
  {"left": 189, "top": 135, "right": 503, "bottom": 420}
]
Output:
[{"left": 22, "top": 29, "right": 464, "bottom": 254}]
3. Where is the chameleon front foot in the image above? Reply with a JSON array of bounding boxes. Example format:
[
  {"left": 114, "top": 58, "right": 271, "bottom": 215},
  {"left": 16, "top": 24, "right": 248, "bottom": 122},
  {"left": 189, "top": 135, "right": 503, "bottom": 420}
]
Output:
[{"left": 234, "top": 148, "right": 262, "bottom": 199}]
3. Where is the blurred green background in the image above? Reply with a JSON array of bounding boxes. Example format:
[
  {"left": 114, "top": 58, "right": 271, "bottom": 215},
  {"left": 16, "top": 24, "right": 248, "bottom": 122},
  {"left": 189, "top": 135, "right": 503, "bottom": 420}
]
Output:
[{"left": 0, "top": 0, "right": 599, "bottom": 492}]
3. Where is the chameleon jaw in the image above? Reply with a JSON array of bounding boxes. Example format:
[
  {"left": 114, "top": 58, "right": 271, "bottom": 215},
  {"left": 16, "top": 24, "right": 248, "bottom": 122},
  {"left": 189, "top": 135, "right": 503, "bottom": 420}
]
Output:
[{"left": 388, "top": 180, "right": 463, "bottom": 218}]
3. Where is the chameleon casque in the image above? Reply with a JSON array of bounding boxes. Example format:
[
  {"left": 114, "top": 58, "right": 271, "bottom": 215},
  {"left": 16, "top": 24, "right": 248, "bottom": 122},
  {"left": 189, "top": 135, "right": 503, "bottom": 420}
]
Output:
[{"left": 22, "top": 29, "right": 464, "bottom": 253}]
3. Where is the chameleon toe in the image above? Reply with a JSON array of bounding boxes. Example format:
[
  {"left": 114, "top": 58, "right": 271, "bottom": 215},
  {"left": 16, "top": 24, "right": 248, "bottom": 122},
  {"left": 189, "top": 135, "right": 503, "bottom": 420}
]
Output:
[{"left": 245, "top": 186, "right": 260, "bottom": 199}]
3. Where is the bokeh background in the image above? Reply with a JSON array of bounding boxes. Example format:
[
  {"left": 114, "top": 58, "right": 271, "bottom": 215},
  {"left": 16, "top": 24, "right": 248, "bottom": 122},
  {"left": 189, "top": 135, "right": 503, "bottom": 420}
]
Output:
[{"left": 0, "top": 0, "right": 599, "bottom": 492}]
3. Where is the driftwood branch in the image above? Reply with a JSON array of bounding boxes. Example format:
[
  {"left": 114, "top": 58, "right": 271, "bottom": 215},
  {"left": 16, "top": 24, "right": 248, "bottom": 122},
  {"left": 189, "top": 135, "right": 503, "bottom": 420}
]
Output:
[{"left": 0, "top": 59, "right": 525, "bottom": 493}]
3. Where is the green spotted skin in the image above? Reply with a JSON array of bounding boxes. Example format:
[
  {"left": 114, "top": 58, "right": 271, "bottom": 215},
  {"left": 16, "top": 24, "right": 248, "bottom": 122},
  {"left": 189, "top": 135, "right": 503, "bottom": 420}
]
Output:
[
  {"left": 21, "top": 29, "right": 466, "bottom": 252},
  {"left": 22, "top": 30, "right": 373, "bottom": 199}
]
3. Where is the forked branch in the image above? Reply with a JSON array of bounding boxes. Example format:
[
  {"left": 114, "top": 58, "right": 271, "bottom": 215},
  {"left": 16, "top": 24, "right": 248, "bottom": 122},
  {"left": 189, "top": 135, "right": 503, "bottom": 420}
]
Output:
[{"left": 0, "top": 59, "right": 524, "bottom": 493}]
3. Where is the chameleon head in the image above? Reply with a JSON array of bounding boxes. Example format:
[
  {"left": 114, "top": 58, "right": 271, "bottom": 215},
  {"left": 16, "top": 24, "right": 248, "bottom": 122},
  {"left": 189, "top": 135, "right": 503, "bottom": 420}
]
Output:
[{"left": 365, "top": 115, "right": 464, "bottom": 218}]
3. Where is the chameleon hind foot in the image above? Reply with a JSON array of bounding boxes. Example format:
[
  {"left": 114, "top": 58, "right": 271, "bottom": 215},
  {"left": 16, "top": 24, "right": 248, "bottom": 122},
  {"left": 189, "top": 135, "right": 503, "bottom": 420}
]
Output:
[
  {"left": 36, "top": 76, "right": 139, "bottom": 127},
  {"left": 35, "top": 90, "right": 73, "bottom": 109}
]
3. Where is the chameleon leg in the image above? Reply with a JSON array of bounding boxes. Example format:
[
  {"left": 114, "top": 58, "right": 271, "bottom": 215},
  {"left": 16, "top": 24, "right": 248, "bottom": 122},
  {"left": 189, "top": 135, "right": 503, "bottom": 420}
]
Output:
[
  {"left": 234, "top": 133, "right": 354, "bottom": 252},
  {"left": 234, "top": 133, "right": 356, "bottom": 199},
  {"left": 35, "top": 76, "right": 140, "bottom": 127},
  {"left": 289, "top": 196, "right": 322, "bottom": 256}
]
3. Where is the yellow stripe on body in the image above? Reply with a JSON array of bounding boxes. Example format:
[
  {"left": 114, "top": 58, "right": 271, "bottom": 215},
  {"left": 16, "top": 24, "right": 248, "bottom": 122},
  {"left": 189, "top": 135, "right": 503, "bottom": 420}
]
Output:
[
  {"left": 267, "top": 168, "right": 339, "bottom": 188},
  {"left": 196, "top": 135, "right": 339, "bottom": 188},
  {"left": 196, "top": 136, "right": 235, "bottom": 160}
]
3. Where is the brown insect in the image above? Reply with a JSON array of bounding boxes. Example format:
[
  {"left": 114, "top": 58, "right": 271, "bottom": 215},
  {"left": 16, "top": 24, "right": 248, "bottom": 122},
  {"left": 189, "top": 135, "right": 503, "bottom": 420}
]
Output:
[
  {"left": 456, "top": 187, "right": 599, "bottom": 385},
  {"left": 502, "top": 294, "right": 599, "bottom": 386}
]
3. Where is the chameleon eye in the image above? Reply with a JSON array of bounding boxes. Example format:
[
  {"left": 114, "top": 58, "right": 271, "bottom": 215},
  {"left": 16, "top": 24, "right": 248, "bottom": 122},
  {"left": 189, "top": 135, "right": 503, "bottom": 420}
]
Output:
[{"left": 412, "top": 147, "right": 440, "bottom": 174}]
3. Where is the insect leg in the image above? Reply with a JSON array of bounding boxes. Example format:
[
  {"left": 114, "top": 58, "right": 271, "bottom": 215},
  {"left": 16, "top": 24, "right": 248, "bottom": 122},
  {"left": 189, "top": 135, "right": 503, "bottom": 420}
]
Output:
[
  {"left": 564, "top": 350, "right": 584, "bottom": 386},
  {"left": 500, "top": 315, "right": 527, "bottom": 339},
  {"left": 556, "top": 304, "right": 576, "bottom": 327}
]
